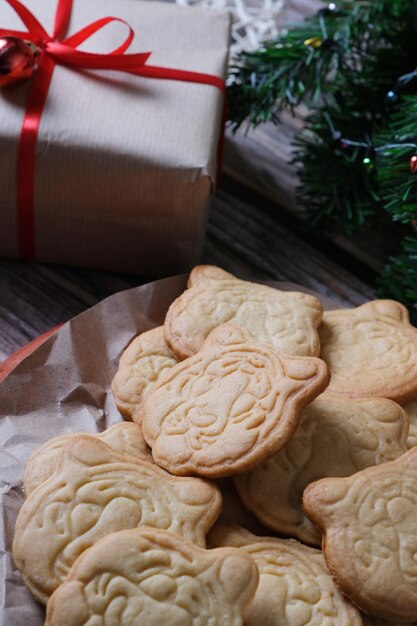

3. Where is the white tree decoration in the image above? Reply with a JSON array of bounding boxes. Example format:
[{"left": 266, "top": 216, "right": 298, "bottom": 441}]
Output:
[{"left": 176, "top": 0, "right": 287, "bottom": 56}]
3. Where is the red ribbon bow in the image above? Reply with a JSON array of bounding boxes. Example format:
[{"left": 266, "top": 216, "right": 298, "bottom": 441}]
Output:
[{"left": 1, "top": 0, "right": 225, "bottom": 260}]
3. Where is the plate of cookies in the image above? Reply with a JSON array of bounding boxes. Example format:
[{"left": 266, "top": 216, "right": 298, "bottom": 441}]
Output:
[{"left": 2, "top": 265, "right": 417, "bottom": 625}]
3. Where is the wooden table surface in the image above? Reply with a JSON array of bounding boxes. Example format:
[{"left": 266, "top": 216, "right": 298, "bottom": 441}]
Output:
[
  {"left": 0, "top": 0, "right": 379, "bottom": 363},
  {"left": 0, "top": 172, "right": 376, "bottom": 362}
]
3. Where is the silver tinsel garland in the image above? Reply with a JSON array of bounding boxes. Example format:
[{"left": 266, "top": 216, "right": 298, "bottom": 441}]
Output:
[{"left": 176, "top": 0, "right": 287, "bottom": 56}]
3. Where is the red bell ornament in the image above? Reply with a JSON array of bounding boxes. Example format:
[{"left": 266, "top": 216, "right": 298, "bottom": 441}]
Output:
[{"left": 0, "top": 36, "right": 37, "bottom": 88}]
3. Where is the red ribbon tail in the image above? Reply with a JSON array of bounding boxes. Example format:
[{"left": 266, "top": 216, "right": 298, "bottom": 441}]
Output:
[
  {"left": 53, "top": 0, "right": 73, "bottom": 39},
  {"left": 5, "top": 0, "right": 49, "bottom": 38},
  {"left": 17, "top": 53, "right": 55, "bottom": 261},
  {"left": 131, "top": 65, "right": 225, "bottom": 92}
]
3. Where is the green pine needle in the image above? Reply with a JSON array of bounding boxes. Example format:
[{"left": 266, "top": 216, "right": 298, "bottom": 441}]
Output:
[
  {"left": 379, "top": 236, "right": 417, "bottom": 323},
  {"left": 227, "top": 0, "right": 417, "bottom": 316}
]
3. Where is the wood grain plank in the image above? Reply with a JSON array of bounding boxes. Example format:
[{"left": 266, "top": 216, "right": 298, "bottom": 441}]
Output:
[
  {"left": 0, "top": 260, "right": 139, "bottom": 360},
  {"left": 208, "top": 184, "right": 376, "bottom": 305},
  {"left": 0, "top": 179, "right": 375, "bottom": 362}
]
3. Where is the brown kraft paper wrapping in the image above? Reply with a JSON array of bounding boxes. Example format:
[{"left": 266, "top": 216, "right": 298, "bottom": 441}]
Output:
[
  {"left": 0, "top": 0, "right": 230, "bottom": 275},
  {"left": 0, "top": 275, "right": 340, "bottom": 625}
]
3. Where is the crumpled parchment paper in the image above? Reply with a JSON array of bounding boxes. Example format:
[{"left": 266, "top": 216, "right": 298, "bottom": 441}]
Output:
[{"left": 0, "top": 274, "right": 337, "bottom": 626}]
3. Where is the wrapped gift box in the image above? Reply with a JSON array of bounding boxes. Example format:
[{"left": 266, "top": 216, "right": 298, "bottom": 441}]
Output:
[{"left": 0, "top": 0, "right": 230, "bottom": 274}]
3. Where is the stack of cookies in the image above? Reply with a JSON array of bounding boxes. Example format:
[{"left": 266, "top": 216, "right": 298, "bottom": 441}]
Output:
[{"left": 13, "top": 265, "right": 417, "bottom": 625}]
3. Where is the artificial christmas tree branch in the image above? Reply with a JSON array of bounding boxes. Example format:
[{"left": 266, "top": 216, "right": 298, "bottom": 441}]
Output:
[
  {"left": 379, "top": 237, "right": 417, "bottom": 308},
  {"left": 227, "top": 0, "right": 417, "bottom": 319}
]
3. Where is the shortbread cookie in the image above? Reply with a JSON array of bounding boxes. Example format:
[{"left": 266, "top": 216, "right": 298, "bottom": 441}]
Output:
[
  {"left": 403, "top": 401, "right": 417, "bottom": 448},
  {"left": 13, "top": 436, "right": 221, "bottom": 603},
  {"left": 164, "top": 265, "right": 323, "bottom": 359},
  {"left": 319, "top": 300, "right": 417, "bottom": 403},
  {"left": 112, "top": 326, "right": 179, "bottom": 422},
  {"left": 23, "top": 422, "right": 153, "bottom": 496},
  {"left": 303, "top": 447, "right": 417, "bottom": 622},
  {"left": 45, "top": 527, "right": 259, "bottom": 626},
  {"left": 142, "top": 324, "right": 329, "bottom": 478},
  {"left": 208, "top": 522, "right": 363, "bottom": 626},
  {"left": 235, "top": 394, "right": 408, "bottom": 545}
]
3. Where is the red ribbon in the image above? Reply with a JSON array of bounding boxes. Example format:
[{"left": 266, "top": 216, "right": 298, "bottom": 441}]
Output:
[{"left": 1, "top": 0, "right": 225, "bottom": 260}]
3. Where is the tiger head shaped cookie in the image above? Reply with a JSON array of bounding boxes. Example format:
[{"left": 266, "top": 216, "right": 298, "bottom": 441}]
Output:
[
  {"left": 13, "top": 436, "right": 221, "bottom": 604},
  {"left": 45, "top": 528, "right": 259, "bottom": 626},
  {"left": 112, "top": 326, "right": 179, "bottom": 423},
  {"left": 142, "top": 324, "right": 330, "bottom": 478},
  {"left": 164, "top": 265, "right": 323, "bottom": 359},
  {"left": 208, "top": 522, "right": 363, "bottom": 626},
  {"left": 319, "top": 300, "right": 417, "bottom": 403},
  {"left": 303, "top": 447, "right": 417, "bottom": 622},
  {"left": 234, "top": 394, "right": 409, "bottom": 545},
  {"left": 23, "top": 422, "right": 153, "bottom": 496}
]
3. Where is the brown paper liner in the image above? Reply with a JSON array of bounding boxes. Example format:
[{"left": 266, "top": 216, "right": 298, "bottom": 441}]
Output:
[{"left": 0, "top": 274, "right": 338, "bottom": 624}]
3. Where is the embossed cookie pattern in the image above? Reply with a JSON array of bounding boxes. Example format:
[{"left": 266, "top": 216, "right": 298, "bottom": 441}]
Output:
[
  {"left": 165, "top": 265, "right": 323, "bottom": 359},
  {"left": 208, "top": 523, "right": 363, "bottom": 626},
  {"left": 45, "top": 528, "right": 259, "bottom": 626},
  {"left": 112, "top": 326, "right": 179, "bottom": 422},
  {"left": 13, "top": 437, "right": 221, "bottom": 603},
  {"left": 319, "top": 300, "right": 417, "bottom": 403},
  {"left": 23, "top": 422, "right": 153, "bottom": 495},
  {"left": 235, "top": 394, "right": 409, "bottom": 544},
  {"left": 303, "top": 447, "right": 417, "bottom": 622},
  {"left": 142, "top": 324, "right": 330, "bottom": 477}
]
